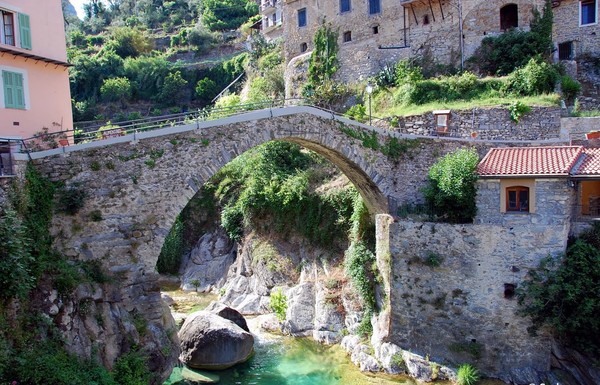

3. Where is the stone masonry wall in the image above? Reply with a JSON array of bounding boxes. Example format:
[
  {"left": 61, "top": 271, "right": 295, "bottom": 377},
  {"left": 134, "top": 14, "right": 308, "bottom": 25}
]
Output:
[
  {"left": 389, "top": 219, "right": 569, "bottom": 382},
  {"left": 561, "top": 116, "right": 600, "bottom": 142},
  {"left": 380, "top": 107, "right": 563, "bottom": 141}
]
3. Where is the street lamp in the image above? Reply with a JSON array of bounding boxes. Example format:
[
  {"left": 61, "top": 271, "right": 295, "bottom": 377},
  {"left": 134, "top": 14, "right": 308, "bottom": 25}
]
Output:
[{"left": 365, "top": 82, "right": 373, "bottom": 125}]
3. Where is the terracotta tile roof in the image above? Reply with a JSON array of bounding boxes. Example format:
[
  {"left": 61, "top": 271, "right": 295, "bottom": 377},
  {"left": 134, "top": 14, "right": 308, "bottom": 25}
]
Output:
[
  {"left": 574, "top": 147, "right": 600, "bottom": 176},
  {"left": 477, "top": 146, "right": 584, "bottom": 177}
]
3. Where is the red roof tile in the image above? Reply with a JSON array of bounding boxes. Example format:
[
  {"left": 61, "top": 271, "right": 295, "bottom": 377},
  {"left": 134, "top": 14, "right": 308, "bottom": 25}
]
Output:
[
  {"left": 477, "top": 146, "right": 584, "bottom": 177},
  {"left": 575, "top": 147, "right": 600, "bottom": 176}
]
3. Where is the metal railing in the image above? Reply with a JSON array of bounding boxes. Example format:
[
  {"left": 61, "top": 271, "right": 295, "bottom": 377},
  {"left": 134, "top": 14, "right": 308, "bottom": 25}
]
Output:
[
  {"left": 573, "top": 204, "right": 600, "bottom": 222},
  {"left": 18, "top": 99, "right": 304, "bottom": 153}
]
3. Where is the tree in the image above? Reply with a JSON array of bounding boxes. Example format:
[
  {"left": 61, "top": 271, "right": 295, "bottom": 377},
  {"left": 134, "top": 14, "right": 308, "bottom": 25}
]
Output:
[
  {"left": 423, "top": 148, "right": 479, "bottom": 223},
  {"left": 195, "top": 78, "right": 218, "bottom": 104},
  {"left": 105, "top": 27, "right": 153, "bottom": 58},
  {"left": 202, "top": 0, "right": 258, "bottom": 32},
  {"left": 157, "top": 71, "right": 188, "bottom": 105}
]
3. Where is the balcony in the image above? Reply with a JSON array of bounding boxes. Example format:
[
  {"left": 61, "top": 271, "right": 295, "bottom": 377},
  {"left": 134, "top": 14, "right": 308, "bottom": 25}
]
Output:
[{"left": 261, "top": 0, "right": 277, "bottom": 13}]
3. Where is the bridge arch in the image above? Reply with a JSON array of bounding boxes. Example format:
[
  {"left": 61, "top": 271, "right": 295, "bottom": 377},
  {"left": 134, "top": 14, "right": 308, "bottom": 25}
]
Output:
[{"left": 26, "top": 106, "right": 399, "bottom": 270}]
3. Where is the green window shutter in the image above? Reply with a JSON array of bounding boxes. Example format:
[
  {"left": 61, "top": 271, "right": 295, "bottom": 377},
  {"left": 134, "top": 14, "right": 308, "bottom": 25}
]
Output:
[
  {"left": 2, "top": 71, "right": 25, "bottom": 109},
  {"left": 18, "top": 13, "right": 31, "bottom": 50}
]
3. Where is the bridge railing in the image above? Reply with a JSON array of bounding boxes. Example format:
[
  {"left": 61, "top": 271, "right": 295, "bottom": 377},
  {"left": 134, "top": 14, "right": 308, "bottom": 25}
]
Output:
[{"left": 17, "top": 99, "right": 309, "bottom": 154}]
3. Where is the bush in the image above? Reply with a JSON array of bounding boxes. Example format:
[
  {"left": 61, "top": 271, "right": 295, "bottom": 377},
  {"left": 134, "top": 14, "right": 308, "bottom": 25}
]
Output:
[
  {"left": 112, "top": 351, "right": 150, "bottom": 385},
  {"left": 100, "top": 77, "right": 132, "bottom": 103},
  {"left": 456, "top": 364, "right": 480, "bottom": 385},
  {"left": 157, "top": 71, "right": 188, "bottom": 105},
  {"left": 124, "top": 55, "right": 172, "bottom": 100},
  {"left": 561, "top": 75, "right": 581, "bottom": 102},
  {"left": 270, "top": 288, "right": 288, "bottom": 321},
  {"left": 202, "top": 0, "right": 258, "bottom": 31},
  {"left": 504, "top": 57, "right": 559, "bottom": 96},
  {"left": 344, "top": 104, "right": 367, "bottom": 123},
  {"left": 517, "top": 225, "right": 600, "bottom": 354},
  {"left": 423, "top": 148, "right": 479, "bottom": 223},
  {"left": 59, "top": 185, "right": 87, "bottom": 215},
  {"left": 195, "top": 77, "right": 218, "bottom": 104},
  {"left": 157, "top": 216, "right": 184, "bottom": 275},
  {"left": 105, "top": 27, "right": 153, "bottom": 58},
  {"left": 245, "top": 77, "right": 271, "bottom": 104},
  {"left": 0, "top": 208, "right": 35, "bottom": 299}
]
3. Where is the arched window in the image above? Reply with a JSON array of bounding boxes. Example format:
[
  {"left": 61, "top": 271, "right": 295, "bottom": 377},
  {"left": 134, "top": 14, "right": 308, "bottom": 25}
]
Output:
[
  {"left": 500, "top": 4, "right": 518, "bottom": 30},
  {"left": 506, "top": 186, "right": 529, "bottom": 212},
  {"left": 300, "top": 42, "right": 308, "bottom": 53}
]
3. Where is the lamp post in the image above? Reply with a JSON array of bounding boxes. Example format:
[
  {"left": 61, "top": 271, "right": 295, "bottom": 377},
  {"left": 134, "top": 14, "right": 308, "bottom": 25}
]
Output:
[{"left": 365, "top": 82, "right": 373, "bottom": 126}]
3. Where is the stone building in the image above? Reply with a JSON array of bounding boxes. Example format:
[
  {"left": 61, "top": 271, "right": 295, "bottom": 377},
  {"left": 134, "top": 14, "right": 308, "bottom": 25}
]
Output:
[
  {"left": 277, "top": 0, "right": 546, "bottom": 83},
  {"left": 475, "top": 145, "right": 600, "bottom": 234},
  {"left": 260, "top": 0, "right": 284, "bottom": 41},
  {"left": 553, "top": 0, "right": 600, "bottom": 61}
]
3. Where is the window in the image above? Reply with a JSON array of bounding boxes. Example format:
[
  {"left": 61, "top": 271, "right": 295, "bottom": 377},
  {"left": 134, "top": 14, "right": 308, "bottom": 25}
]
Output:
[
  {"left": 300, "top": 42, "right": 308, "bottom": 53},
  {"left": 500, "top": 4, "right": 518, "bottom": 30},
  {"left": 1, "top": 11, "right": 14, "bottom": 46},
  {"left": 2, "top": 70, "right": 26, "bottom": 109},
  {"left": 506, "top": 186, "right": 529, "bottom": 212},
  {"left": 1, "top": 11, "right": 31, "bottom": 49},
  {"left": 423, "top": 15, "right": 430, "bottom": 25},
  {"left": 298, "top": 8, "right": 307, "bottom": 27},
  {"left": 343, "top": 31, "right": 352, "bottom": 42},
  {"left": 558, "top": 41, "right": 574, "bottom": 60},
  {"left": 372, "top": 25, "right": 379, "bottom": 34},
  {"left": 368, "top": 0, "right": 380, "bottom": 15},
  {"left": 340, "top": 0, "right": 351, "bottom": 13},
  {"left": 581, "top": 0, "right": 597, "bottom": 25}
]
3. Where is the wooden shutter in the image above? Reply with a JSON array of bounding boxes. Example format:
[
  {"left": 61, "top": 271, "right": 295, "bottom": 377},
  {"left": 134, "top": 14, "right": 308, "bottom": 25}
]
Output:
[
  {"left": 18, "top": 13, "right": 31, "bottom": 50},
  {"left": 2, "top": 71, "right": 25, "bottom": 109}
]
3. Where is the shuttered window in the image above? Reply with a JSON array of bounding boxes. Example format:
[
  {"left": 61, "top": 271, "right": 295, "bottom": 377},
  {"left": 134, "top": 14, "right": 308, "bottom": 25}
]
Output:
[
  {"left": 18, "top": 13, "right": 31, "bottom": 49},
  {"left": 2, "top": 70, "right": 26, "bottom": 109}
]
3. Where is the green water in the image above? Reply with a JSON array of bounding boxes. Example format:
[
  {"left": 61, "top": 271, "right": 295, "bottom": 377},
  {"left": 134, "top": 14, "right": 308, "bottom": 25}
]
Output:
[{"left": 165, "top": 336, "right": 427, "bottom": 385}]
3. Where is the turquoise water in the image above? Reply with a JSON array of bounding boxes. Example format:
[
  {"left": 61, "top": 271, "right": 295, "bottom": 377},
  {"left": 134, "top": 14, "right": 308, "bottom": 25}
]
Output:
[{"left": 165, "top": 336, "right": 429, "bottom": 385}]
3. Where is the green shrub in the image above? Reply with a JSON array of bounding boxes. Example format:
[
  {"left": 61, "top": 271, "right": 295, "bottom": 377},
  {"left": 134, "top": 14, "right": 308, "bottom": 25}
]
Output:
[
  {"left": 157, "top": 71, "right": 188, "bottom": 105},
  {"left": 517, "top": 225, "right": 600, "bottom": 354},
  {"left": 59, "top": 185, "right": 87, "bottom": 215},
  {"left": 0, "top": 208, "right": 35, "bottom": 299},
  {"left": 394, "top": 59, "right": 423, "bottom": 86},
  {"left": 100, "top": 77, "right": 132, "bottom": 103},
  {"left": 504, "top": 57, "right": 559, "bottom": 96},
  {"left": 202, "top": 0, "right": 258, "bottom": 31},
  {"left": 508, "top": 101, "right": 532, "bottom": 123},
  {"left": 195, "top": 78, "right": 218, "bottom": 103},
  {"left": 457, "top": 364, "right": 480, "bottom": 385},
  {"left": 105, "top": 27, "right": 153, "bottom": 59},
  {"left": 423, "top": 148, "right": 479, "bottom": 223},
  {"left": 345, "top": 104, "right": 367, "bottom": 123},
  {"left": 345, "top": 241, "right": 377, "bottom": 312},
  {"left": 112, "top": 350, "right": 150, "bottom": 385},
  {"left": 561, "top": 75, "right": 581, "bottom": 102},
  {"left": 270, "top": 288, "right": 288, "bottom": 321}
]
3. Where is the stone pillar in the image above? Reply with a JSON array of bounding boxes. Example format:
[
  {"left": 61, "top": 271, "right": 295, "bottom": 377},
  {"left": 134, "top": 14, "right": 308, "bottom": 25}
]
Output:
[{"left": 372, "top": 213, "right": 394, "bottom": 344}]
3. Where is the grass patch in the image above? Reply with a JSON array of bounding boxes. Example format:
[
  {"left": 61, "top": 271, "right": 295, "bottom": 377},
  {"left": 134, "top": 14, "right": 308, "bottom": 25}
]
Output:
[{"left": 378, "top": 93, "right": 560, "bottom": 118}]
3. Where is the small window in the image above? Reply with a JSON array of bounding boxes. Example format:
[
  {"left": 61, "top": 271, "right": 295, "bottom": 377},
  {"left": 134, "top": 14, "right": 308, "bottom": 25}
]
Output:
[
  {"left": 343, "top": 31, "right": 352, "bottom": 42},
  {"left": 340, "top": 0, "right": 351, "bottom": 13},
  {"left": 298, "top": 8, "right": 307, "bottom": 27},
  {"left": 1, "top": 11, "right": 15, "bottom": 46},
  {"left": 0, "top": 140, "right": 14, "bottom": 177},
  {"left": 272, "top": 13, "right": 277, "bottom": 24},
  {"left": 581, "top": 0, "right": 597, "bottom": 25},
  {"left": 504, "top": 284, "right": 516, "bottom": 299},
  {"left": 300, "top": 42, "right": 308, "bottom": 53},
  {"left": 372, "top": 25, "right": 379, "bottom": 34},
  {"left": 506, "top": 186, "right": 529, "bottom": 212},
  {"left": 558, "top": 41, "right": 574, "bottom": 60},
  {"left": 2, "top": 70, "right": 26, "bottom": 110},
  {"left": 500, "top": 4, "right": 518, "bottom": 30},
  {"left": 423, "top": 15, "right": 429, "bottom": 25},
  {"left": 369, "top": 0, "right": 381, "bottom": 15}
]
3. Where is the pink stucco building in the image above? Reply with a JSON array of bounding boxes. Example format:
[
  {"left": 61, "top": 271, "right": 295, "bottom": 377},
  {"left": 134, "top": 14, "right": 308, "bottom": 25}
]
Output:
[{"left": 0, "top": 0, "right": 72, "bottom": 145}]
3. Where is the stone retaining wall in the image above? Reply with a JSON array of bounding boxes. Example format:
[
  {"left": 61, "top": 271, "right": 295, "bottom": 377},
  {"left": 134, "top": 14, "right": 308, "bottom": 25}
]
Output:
[
  {"left": 389, "top": 219, "right": 569, "bottom": 382},
  {"left": 380, "top": 106, "right": 563, "bottom": 141}
]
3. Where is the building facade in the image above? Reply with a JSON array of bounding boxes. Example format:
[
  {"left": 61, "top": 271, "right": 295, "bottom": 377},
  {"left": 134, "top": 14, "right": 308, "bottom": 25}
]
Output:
[
  {"left": 0, "top": 0, "right": 72, "bottom": 142},
  {"left": 278, "top": 0, "right": 548, "bottom": 82},
  {"left": 260, "top": 0, "right": 284, "bottom": 40},
  {"left": 553, "top": 0, "right": 600, "bottom": 60}
]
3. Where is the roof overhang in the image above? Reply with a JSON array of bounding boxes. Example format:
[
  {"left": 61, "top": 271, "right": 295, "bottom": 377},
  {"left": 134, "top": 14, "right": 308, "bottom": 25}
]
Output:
[
  {"left": 478, "top": 174, "right": 570, "bottom": 179},
  {"left": 0, "top": 46, "right": 72, "bottom": 67}
]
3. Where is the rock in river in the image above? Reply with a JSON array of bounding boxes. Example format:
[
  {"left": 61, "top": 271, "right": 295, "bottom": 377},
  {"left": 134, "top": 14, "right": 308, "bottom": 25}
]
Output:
[{"left": 179, "top": 310, "right": 254, "bottom": 370}]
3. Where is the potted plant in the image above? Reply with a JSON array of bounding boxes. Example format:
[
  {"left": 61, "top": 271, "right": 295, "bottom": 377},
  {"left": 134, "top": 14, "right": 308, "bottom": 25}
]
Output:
[{"left": 586, "top": 130, "right": 600, "bottom": 140}]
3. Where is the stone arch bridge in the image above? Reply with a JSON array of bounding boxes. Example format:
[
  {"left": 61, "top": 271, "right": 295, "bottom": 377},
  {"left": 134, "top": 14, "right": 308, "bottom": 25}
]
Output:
[{"left": 6, "top": 106, "right": 554, "bottom": 383}]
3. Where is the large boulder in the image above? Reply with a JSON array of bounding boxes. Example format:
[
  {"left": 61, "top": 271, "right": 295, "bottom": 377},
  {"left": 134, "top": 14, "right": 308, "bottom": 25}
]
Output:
[
  {"left": 179, "top": 311, "right": 254, "bottom": 370},
  {"left": 205, "top": 302, "right": 249, "bottom": 332}
]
